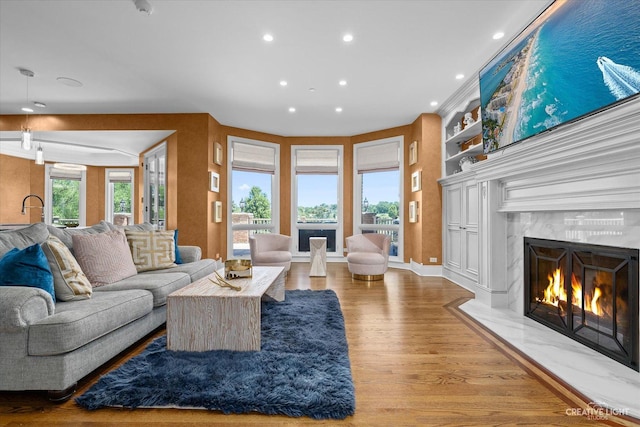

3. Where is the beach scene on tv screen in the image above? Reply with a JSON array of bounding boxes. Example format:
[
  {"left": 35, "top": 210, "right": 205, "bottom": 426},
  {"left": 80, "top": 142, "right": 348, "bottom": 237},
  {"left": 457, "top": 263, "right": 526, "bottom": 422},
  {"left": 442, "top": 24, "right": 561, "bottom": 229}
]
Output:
[{"left": 480, "top": 0, "right": 640, "bottom": 154}]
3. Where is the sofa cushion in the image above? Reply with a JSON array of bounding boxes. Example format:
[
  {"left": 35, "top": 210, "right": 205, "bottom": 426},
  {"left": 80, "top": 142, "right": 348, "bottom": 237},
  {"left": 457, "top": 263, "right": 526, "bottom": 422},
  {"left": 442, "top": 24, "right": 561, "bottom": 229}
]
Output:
[
  {"left": 0, "top": 223, "right": 49, "bottom": 257},
  {"left": 125, "top": 230, "right": 177, "bottom": 272},
  {"left": 41, "top": 235, "right": 92, "bottom": 301},
  {"left": 28, "top": 289, "right": 153, "bottom": 356},
  {"left": 143, "top": 258, "right": 217, "bottom": 283},
  {"left": 0, "top": 244, "right": 55, "bottom": 302},
  {"left": 94, "top": 272, "right": 191, "bottom": 307},
  {"left": 47, "top": 222, "right": 111, "bottom": 252},
  {"left": 102, "top": 220, "right": 155, "bottom": 232},
  {"left": 73, "top": 230, "right": 137, "bottom": 287}
]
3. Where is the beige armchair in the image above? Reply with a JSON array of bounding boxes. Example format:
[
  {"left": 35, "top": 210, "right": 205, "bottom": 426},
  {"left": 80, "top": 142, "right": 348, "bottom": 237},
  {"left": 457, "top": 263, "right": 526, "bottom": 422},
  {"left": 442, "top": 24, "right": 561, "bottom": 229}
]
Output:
[
  {"left": 249, "top": 233, "right": 292, "bottom": 272},
  {"left": 346, "top": 233, "right": 390, "bottom": 281}
]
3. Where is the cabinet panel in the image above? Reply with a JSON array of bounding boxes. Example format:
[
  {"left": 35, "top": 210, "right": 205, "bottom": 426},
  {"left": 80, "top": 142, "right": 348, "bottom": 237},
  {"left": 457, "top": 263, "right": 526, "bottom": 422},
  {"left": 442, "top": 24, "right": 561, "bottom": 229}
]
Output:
[
  {"left": 464, "top": 183, "right": 478, "bottom": 227},
  {"left": 465, "top": 230, "right": 479, "bottom": 275},
  {"left": 446, "top": 228, "right": 462, "bottom": 268},
  {"left": 446, "top": 186, "right": 461, "bottom": 225}
]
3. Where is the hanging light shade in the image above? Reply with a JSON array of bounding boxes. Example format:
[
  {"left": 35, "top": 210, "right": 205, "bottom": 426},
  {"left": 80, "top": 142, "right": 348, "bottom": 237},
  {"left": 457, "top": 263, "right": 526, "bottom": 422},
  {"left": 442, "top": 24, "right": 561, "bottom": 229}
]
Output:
[
  {"left": 35, "top": 144, "right": 44, "bottom": 165},
  {"left": 21, "top": 128, "right": 32, "bottom": 150}
]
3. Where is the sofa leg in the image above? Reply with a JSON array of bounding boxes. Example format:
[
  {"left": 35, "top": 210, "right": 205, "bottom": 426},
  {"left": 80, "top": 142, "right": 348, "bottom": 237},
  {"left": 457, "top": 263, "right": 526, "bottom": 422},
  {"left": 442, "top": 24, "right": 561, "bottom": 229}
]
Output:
[{"left": 47, "top": 383, "right": 77, "bottom": 402}]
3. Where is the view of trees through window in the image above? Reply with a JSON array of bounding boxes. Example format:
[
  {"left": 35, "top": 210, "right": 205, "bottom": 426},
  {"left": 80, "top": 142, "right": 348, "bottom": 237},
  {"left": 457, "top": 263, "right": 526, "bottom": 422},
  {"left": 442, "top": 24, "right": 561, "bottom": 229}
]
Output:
[
  {"left": 112, "top": 182, "right": 132, "bottom": 213},
  {"left": 51, "top": 179, "right": 79, "bottom": 222}
]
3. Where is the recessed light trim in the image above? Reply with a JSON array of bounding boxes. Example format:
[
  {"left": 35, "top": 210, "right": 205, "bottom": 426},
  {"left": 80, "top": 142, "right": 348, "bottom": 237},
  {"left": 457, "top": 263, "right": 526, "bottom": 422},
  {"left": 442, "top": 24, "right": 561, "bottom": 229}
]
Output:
[
  {"left": 288, "top": 107, "right": 296, "bottom": 113},
  {"left": 279, "top": 80, "right": 287, "bottom": 86},
  {"left": 335, "top": 107, "right": 343, "bottom": 113},
  {"left": 309, "top": 87, "right": 316, "bottom": 92},
  {"left": 339, "top": 80, "right": 347, "bottom": 86},
  {"left": 263, "top": 33, "right": 274, "bottom": 42},
  {"left": 430, "top": 101, "right": 438, "bottom": 107},
  {"left": 21, "top": 107, "right": 34, "bottom": 113},
  {"left": 33, "top": 101, "right": 46, "bottom": 108},
  {"left": 455, "top": 74, "right": 465, "bottom": 80},
  {"left": 342, "top": 33, "right": 353, "bottom": 42},
  {"left": 493, "top": 32, "right": 505, "bottom": 40}
]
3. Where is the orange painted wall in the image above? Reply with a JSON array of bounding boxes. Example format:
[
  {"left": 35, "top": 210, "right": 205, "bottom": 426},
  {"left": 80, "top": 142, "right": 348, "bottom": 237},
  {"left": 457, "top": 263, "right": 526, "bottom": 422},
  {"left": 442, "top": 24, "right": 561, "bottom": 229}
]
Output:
[{"left": 1, "top": 112, "right": 442, "bottom": 264}]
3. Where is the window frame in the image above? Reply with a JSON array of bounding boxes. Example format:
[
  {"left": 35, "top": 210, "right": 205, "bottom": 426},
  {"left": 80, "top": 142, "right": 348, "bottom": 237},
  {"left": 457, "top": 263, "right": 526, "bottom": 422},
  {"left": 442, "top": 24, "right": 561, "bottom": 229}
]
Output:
[
  {"left": 227, "top": 136, "right": 280, "bottom": 259},
  {"left": 290, "top": 145, "right": 343, "bottom": 257},
  {"left": 353, "top": 136, "right": 404, "bottom": 262},
  {"left": 44, "top": 164, "right": 87, "bottom": 227},
  {"left": 104, "top": 168, "right": 135, "bottom": 225}
]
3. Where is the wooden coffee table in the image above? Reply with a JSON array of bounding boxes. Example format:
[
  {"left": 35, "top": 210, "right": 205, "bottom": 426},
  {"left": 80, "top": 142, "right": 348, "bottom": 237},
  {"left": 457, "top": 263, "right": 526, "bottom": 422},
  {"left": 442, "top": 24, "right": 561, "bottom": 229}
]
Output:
[{"left": 166, "top": 266, "right": 285, "bottom": 352}]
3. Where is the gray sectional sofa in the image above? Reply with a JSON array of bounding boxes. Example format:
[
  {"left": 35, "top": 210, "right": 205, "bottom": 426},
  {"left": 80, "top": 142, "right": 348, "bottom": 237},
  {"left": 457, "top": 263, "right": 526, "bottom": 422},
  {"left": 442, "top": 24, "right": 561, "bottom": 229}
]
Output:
[{"left": 0, "top": 221, "right": 217, "bottom": 400}]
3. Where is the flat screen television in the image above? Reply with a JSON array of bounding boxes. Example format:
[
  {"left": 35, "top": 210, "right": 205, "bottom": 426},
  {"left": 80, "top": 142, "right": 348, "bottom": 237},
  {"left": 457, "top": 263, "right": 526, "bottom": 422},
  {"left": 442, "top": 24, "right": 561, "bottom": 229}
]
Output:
[{"left": 480, "top": 0, "right": 640, "bottom": 154}]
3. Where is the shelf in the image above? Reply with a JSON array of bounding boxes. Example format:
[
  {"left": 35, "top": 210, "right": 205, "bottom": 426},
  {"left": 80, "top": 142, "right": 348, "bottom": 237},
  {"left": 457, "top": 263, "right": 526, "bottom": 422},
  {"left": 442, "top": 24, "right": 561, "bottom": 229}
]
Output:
[
  {"left": 446, "top": 143, "right": 484, "bottom": 164},
  {"left": 444, "top": 120, "right": 481, "bottom": 147}
]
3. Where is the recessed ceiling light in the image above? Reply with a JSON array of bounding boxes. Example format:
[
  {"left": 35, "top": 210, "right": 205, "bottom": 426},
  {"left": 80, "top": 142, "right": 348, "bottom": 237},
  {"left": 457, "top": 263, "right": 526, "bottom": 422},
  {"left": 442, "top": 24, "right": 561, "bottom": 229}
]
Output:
[
  {"left": 21, "top": 107, "right": 34, "bottom": 113},
  {"left": 309, "top": 87, "right": 316, "bottom": 92},
  {"left": 288, "top": 107, "right": 296, "bottom": 113},
  {"left": 339, "top": 80, "right": 347, "bottom": 86},
  {"left": 342, "top": 34, "right": 353, "bottom": 42},
  {"left": 493, "top": 32, "right": 505, "bottom": 40},
  {"left": 335, "top": 107, "right": 343, "bottom": 113},
  {"left": 33, "top": 101, "right": 46, "bottom": 108},
  {"left": 279, "top": 80, "right": 288, "bottom": 86},
  {"left": 430, "top": 101, "right": 438, "bottom": 107},
  {"left": 455, "top": 74, "right": 465, "bottom": 80},
  {"left": 57, "top": 77, "right": 83, "bottom": 87},
  {"left": 263, "top": 33, "right": 274, "bottom": 42}
]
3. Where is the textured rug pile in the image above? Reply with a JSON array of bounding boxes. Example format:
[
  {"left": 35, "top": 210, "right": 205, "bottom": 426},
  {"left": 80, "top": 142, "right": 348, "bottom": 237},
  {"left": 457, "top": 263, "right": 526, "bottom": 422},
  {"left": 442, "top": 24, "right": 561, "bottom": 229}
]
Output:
[{"left": 75, "top": 289, "right": 355, "bottom": 419}]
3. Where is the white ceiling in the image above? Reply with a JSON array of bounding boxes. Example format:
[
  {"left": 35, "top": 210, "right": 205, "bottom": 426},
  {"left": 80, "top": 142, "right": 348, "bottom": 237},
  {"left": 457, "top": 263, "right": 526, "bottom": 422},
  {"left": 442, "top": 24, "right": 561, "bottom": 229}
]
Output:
[{"left": 0, "top": 0, "right": 549, "bottom": 165}]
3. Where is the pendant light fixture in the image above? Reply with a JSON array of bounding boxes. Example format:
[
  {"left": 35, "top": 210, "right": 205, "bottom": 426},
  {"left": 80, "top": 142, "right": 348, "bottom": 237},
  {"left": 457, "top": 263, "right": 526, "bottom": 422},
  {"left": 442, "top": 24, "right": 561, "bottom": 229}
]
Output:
[
  {"left": 35, "top": 144, "right": 44, "bottom": 165},
  {"left": 19, "top": 68, "right": 35, "bottom": 151}
]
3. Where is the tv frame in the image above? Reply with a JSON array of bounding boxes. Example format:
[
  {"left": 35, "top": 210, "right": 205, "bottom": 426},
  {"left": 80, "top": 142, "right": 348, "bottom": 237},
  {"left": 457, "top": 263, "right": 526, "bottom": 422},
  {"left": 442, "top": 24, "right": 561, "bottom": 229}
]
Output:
[{"left": 479, "top": 0, "right": 640, "bottom": 155}]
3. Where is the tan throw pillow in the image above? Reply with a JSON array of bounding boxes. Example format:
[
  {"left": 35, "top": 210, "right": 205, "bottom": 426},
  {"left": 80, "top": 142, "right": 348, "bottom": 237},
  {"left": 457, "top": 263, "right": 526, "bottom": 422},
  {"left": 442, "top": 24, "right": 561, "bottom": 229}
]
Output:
[
  {"left": 41, "top": 235, "right": 92, "bottom": 301},
  {"left": 72, "top": 229, "right": 138, "bottom": 287},
  {"left": 125, "top": 230, "right": 177, "bottom": 272}
]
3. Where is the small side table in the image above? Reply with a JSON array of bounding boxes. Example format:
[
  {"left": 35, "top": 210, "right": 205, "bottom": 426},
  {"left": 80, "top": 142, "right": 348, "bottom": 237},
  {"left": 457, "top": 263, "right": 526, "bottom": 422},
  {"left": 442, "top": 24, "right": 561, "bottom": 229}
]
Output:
[{"left": 309, "top": 237, "right": 327, "bottom": 277}]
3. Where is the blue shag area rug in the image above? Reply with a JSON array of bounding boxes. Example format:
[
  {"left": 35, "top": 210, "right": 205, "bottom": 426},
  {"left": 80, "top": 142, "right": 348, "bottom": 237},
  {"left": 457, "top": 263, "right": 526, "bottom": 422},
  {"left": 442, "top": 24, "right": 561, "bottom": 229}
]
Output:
[{"left": 76, "top": 289, "right": 355, "bottom": 420}]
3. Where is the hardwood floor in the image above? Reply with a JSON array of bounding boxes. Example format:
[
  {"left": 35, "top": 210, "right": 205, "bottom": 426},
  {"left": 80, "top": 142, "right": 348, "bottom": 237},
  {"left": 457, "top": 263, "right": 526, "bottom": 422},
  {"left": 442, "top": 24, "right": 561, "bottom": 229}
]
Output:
[{"left": 0, "top": 263, "right": 631, "bottom": 426}]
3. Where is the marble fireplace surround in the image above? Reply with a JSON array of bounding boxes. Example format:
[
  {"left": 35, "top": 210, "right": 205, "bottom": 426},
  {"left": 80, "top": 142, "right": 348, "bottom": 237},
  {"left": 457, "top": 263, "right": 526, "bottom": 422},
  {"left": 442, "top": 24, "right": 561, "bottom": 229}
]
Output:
[{"left": 457, "top": 97, "right": 640, "bottom": 417}]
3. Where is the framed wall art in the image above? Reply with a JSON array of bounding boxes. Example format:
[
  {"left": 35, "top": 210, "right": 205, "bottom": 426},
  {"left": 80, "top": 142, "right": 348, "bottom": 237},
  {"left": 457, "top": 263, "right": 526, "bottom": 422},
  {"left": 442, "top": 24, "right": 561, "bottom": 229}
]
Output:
[
  {"left": 214, "top": 201, "right": 223, "bottom": 223},
  {"left": 209, "top": 171, "right": 220, "bottom": 192},
  {"left": 409, "top": 201, "right": 418, "bottom": 223},
  {"left": 411, "top": 171, "right": 421, "bottom": 192},
  {"left": 214, "top": 142, "right": 223, "bottom": 165},
  {"left": 409, "top": 140, "right": 418, "bottom": 165}
]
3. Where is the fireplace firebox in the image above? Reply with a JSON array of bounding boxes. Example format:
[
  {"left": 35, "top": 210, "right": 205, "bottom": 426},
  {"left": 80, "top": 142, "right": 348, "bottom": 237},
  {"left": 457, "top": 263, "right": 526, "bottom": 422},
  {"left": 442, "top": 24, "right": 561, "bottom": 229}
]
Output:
[{"left": 524, "top": 237, "right": 639, "bottom": 371}]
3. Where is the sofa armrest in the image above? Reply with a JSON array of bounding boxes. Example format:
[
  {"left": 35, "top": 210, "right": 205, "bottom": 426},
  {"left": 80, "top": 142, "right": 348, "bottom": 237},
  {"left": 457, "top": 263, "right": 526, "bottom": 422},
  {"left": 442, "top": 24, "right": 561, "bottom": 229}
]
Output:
[
  {"left": 0, "top": 287, "right": 54, "bottom": 332},
  {"left": 178, "top": 245, "right": 201, "bottom": 263}
]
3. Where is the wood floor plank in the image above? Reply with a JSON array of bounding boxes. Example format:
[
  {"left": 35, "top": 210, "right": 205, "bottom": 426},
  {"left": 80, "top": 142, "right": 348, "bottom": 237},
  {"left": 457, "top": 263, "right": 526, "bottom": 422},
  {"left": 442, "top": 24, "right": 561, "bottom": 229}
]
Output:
[{"left": 1, "top": 263, "right": 635, "bottom": 426}]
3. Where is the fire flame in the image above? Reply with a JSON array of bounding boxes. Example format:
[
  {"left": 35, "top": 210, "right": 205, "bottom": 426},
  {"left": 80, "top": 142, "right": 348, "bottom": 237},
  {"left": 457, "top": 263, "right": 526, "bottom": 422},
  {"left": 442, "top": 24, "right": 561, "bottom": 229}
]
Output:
[{"left": 538, "top": 268, "right": 603, "bottom": 316}]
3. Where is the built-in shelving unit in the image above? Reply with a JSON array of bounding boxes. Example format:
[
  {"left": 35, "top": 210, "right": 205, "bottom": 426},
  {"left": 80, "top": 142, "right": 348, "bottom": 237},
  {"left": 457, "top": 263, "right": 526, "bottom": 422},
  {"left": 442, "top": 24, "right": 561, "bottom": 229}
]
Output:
[{"left": 443, "top": 98, "right": 483, "bottom": 176}]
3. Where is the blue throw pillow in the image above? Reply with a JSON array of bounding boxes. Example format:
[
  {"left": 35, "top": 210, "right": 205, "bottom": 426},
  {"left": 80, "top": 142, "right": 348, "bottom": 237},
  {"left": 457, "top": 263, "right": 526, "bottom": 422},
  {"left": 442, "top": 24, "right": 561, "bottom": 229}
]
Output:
[
  {"left": 0, "top": 244, "right": 55, "bottom": 301},
  {"left": 174, "top": 229, "right": 183, "bottom": 264}
]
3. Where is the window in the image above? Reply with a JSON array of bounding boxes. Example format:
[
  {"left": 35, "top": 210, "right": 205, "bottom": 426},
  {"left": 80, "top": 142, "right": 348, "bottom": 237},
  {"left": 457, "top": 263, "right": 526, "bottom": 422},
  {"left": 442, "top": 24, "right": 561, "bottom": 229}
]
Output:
[
  {"left": 292, "top": 146, "right": 343, "bottom": 255},
  {"left": 105, "top": 168, "right": 135, "bottom": 226},
  {"left": 44, "top": 164, "right": 86, "bottom": 227},
  {"left": 143, "top": 143, "right": 166, "bottom": 230},
  {"left": 228, "top": 137, "right": 279, "bottom": 258},
  {"left": 353, "top": 137, "right": 403, "bottom": 260}
]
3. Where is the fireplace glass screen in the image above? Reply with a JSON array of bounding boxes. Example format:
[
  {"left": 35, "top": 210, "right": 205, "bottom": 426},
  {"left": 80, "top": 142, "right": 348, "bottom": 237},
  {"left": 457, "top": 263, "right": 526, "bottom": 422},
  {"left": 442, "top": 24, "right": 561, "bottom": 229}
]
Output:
[{"left": 524, "top": 238, "right": 638, "bottom": 371}]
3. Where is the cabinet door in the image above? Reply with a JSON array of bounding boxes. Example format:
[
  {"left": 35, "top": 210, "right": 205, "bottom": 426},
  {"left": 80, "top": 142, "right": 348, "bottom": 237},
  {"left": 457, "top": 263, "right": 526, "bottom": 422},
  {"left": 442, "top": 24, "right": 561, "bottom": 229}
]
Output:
[
  {"left": 445, "top": 185, "right": 461, "bottom": 226},
  {"left": 462, "top": 182, "right": 479, "bottom": 277}
]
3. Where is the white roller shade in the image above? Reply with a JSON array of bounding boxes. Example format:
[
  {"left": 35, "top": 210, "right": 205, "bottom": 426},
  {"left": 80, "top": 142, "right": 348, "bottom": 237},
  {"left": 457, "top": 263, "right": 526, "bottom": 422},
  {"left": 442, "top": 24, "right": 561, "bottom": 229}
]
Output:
[
  {"left": 107, "top": 170, "right": 133, "bottom": 183},
  {"left": 232, "top": 141, "right": 276, "bottom": 173},
  {"left": 295, "top": 149, "right": 339, "bottom": 174},
  {"left": 50, "top": 167, "right": 83, "bottom": 181},
  {"left": 356, "top": 140, "right": 400, "bottom": 173}
]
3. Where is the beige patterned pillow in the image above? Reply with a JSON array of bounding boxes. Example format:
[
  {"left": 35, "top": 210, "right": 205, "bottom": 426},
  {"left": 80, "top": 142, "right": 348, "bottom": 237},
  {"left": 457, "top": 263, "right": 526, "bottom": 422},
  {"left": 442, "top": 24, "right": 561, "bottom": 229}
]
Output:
[
  {"left": 72, "top": 229, "right": 138, "bottom": 287},
  {"left": 125, "top": 230, "right": 177, "bottom": 272},
  {"left": 41, "top": 235, "right": 92, "bottom": 301}
]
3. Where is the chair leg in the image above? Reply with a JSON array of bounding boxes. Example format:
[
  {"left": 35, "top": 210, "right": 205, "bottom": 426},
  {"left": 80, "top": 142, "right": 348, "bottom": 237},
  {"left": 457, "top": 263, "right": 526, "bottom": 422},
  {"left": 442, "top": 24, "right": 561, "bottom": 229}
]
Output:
[{"left": 352, "top": 273, "right": 384, "bottom": 281}]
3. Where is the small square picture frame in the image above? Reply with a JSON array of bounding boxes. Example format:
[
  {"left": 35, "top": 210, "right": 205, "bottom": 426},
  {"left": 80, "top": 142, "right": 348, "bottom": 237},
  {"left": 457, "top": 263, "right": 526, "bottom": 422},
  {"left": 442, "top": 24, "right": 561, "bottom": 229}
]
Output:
[
  {"left": 209, "top": 171, "right": 220, "bottom": 192},
  {"left": 214, "top": 201, "right": 223, "bottom": 223},
  {"left": 409, "top": 201, "right": 418, "bottom": 223},
  {"left": 409, "top": 140, "right": 418, "bottom": 165},
  {"left": 214, "top": 142, "right": 223, "bottom": 165},
  {"left": 411, "top": 171, "right": 421, "bottom": 192}
]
